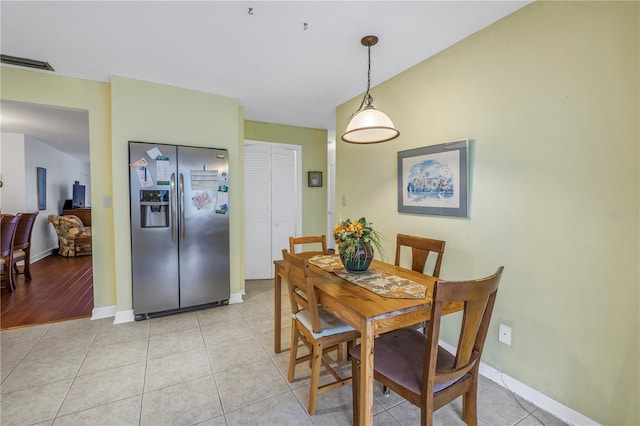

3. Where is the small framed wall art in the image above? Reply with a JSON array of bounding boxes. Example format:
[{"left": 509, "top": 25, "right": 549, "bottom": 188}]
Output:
[
  {"left": 397, "top": 139, "right": 469, "bottom": 217},
  {"left": 308, "top": 171, "right": 323, "bottom": 187},
  {"left": 37, "top": 167, "right": 47, "bottom": 210}
]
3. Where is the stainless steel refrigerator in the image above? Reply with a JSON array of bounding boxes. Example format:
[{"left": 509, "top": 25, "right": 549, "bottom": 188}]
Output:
[{"left": 129, "top": 141, "right": 230, "bottom": 319}]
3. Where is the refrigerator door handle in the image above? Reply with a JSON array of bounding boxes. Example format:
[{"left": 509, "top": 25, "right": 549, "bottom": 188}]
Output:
[
  {"left": 170, "top": 173, "right": 177, "bottom": 244},
  {"left": 179, "top": 173, "right": 186, "bottom": 242}
]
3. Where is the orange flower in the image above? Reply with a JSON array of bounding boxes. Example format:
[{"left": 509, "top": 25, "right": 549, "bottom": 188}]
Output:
[{"left": 333, "top": 217, "right": 385, "bottom": 262}]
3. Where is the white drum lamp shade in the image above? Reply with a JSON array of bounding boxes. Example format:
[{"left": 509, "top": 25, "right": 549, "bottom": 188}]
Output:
[
  {"left": 342, "top": 105, "right": 400, "bottom": 144},
  {"left": 341, "top": 35, "right": 399, "bottom": 144}
]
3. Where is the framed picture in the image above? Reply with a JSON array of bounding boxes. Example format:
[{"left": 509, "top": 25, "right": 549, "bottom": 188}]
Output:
[
  {"left": 37, "top": 167, "right": 47, "bottom": 210},
  {"left": 308, "top": 171, "right": 323, "bottom": 187},
  {"left": 397, "top": 139, "right": 469, "bottom": 217}
]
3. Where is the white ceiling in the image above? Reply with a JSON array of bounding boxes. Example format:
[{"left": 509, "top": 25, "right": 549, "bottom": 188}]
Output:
[
  {"left": 0, "top": 0, "right": 531, "bottom": 160},
  {"left": 1, "top": 100, "right": 91, "bottom": 162}
]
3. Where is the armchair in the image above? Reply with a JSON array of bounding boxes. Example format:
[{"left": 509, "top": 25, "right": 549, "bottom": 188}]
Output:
[{"left": 48, "top": 215, "right": 92, "bottom": 257}]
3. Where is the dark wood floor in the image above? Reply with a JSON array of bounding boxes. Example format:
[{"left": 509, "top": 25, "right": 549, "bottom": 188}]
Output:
[{"left": 1, "top": 254, "right": 93, "bottom": 330}]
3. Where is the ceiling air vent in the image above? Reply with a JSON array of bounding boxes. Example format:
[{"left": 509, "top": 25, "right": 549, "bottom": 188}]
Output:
[{"left": 1, "top": 54, "right": 54, "bottom": 71}]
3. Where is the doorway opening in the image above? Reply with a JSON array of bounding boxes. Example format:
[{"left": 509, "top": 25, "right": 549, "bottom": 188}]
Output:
[{"left": 0, "top": 100, "right": 93, "bottom": 328}]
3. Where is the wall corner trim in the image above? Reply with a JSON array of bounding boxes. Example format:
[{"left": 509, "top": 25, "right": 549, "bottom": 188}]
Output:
[
  {"left": 229, "top": 292, "right": 244, "bottom": 304},
  {"left": 113, "top": 309, "right": 135, "bottom": 324},
  {"left": 91, "top": 305, "right": 116, "bottom": 320}
]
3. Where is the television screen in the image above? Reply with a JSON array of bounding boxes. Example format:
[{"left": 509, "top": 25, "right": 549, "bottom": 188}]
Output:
[{"left": 72, "top": 181, "right": 86, "bottom": 208}]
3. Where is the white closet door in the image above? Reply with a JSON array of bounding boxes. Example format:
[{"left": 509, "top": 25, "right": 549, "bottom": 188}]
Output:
[
  {"left": 244, "top": 142, "right": 301, "bottom": 279},
  {"left": 244, "top": 145, "right": 271, "bottom": 279},
  {"left": 271, "top": 146, "right": 297, "bottom": 263}
]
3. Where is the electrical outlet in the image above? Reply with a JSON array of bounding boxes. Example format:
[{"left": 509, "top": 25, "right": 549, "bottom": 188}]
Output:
[{"left": 498, "top": 324, "right": 512, "bottom": 346}]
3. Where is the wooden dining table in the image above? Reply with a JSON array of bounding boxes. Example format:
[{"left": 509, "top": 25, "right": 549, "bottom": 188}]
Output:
[{"left": 273, "top": 253, "right": 462, "bottom": 425}]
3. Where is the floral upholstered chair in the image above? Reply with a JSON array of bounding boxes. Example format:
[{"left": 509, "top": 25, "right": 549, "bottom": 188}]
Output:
[{"left": 48, "top": 215, "right": 92, "bottom": 257}]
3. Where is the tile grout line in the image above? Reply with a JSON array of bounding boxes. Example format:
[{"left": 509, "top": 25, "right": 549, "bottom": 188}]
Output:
[
  {"left": 198, "top": 313, "right": 226, "bottom": 425},
  {"left": 138, "top": 318, "right": 152, "bottom": 425}
]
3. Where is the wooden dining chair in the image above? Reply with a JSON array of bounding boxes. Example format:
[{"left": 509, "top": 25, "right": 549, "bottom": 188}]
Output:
[
  {"left": 287, "top": 235, "right": 343, "bottom": 355},
  {"left": 395, "top": 234, "right": 446, "bottom": 277},
  {"left": 389, "top": 233, "right": 447, "bottom": 353},
  {"left": 350, "top": 266, "right": 504, "bottom": 426},
  {"left": 281, "top": 249, "right": 360, "bottom": 415},
  {"left": 1, "top": 215, "right": 21, "bottom": 292},
  {"left": 12, "top": 212, "right": 39, "bottom": 280},
  {"left": 289, "top": 234, "right": 328, "bottom": 254}
]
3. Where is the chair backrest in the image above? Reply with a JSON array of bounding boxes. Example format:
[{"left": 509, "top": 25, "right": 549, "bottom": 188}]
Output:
[
  {"left": 423, "top": 267, "right": 503, "bottom": 394},
  {"left": 282, "top": 249, "right": 323, "bottom": 334},
  {"left": 289, "top": 235, "right": 327, "bottom": 254},
  {"left": 1, "top": 215, "right": 20, "bottom": 258},
  {"left": 14, "top": 212, "right": 39, "bottom": 250},
  {"left": 395, "top": 234, "right": 446, "bottom": 277}
]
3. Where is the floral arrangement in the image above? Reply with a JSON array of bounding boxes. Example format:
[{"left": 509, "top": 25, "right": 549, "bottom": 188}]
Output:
[{"left": 333, "top": 217, "right": 384, "bottom": 263}]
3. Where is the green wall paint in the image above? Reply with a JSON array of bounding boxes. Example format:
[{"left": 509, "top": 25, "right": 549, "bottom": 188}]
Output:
[
  {"left": 0, "top": 67, "right": 116, "bottom": 309},
  {"left": 245, "top": 120, "right": 328, "bottom": 237},
  {"left": 335, "top": 2, "right": 638, "bottom": 424},
  {"left": 111, "top": 77, "right": 243, "bottom": 311},
  {"left": 0, "top": 70, "right": 329, "bottom": 318}
]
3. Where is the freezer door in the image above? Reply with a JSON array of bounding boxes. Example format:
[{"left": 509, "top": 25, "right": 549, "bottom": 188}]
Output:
[
  {"left": 177, "top": 146, "right": 230, "bottom": 307},
  {"left": 129, "top": 142, "right": 180, "bottom": 315}
]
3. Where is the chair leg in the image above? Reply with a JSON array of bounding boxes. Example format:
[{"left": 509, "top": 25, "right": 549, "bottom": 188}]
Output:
[
  {"left": 12, "top": 256, "right": 31, "bottom": 279},
  {"left": 8, "top": 266, "right": 15, "bottom": 292},
  {"left": 308, "top": 341, "right": 323, "bottom": 415},
  {"left": 351, "top": 357, "right": 360, "bottom": 426},
  {"left": 420, "top": 407, "right": 433, "bottom": 426},
  {"left": 462, "top": 384, "right": 478, "bottom": 426},
  {"left": 288, "top": 322, "right": 299, "bottom": 382},
  {"left": 24, "top": 249, "right": 32, "bottom": 280},
  {"left": 336, "top": 342, "right": 344, "bottom": 363}
]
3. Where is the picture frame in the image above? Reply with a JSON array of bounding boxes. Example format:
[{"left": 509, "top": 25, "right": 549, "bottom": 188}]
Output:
[
  {"left": 397, "top": 139, "right": 469, "bottom": 217},
  {"left": 37, "top": 167, "right": 47, "bottom": 210},
  {"left": 308, "top": 171, "right": 323, "bottom": 187}
]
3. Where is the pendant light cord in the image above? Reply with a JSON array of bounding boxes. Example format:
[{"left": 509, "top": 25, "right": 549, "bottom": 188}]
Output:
[
  {"left": 355, "top": 44, "right": 374, "bottom": 113},
  {"left": 341, "top": 34, "right": 399, "bottom": 144}
]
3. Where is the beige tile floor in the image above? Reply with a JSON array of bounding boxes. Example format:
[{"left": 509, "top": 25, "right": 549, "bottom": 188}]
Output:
[{"left": 0, "top": 279, "right": 569, "bottom": 425}]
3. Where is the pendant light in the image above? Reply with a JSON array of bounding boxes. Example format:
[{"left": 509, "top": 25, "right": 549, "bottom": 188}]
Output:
[{"left": 341, "top": 35, "right": 399, "bottom": 144}]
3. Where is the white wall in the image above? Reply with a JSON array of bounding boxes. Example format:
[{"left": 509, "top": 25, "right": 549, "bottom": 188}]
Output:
[
  {"left": 1, "top": 132, "right": 91, "bottom": 260},
  {"left": 0, "top": 133, "right": 26, "bottom": 213}
]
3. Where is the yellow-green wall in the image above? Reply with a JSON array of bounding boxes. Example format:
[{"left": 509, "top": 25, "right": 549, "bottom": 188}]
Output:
[
  {"left": 335, "top": 2, "right": 638, "bottom": 424},
  {"left": 245, "top": 120, "right": 328, "bottom": 237},
  {"left": 1, "top": 68, "right": 116, "bottom": 308},
  {"left": 110, "top": 77, "right": 243, "bottom": 310},
  {"left": 0, "top": 70, "right": 328, "bottom": 318}
]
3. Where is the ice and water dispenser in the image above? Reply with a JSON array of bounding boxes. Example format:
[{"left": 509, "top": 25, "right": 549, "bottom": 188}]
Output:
[{"left": 140, "top": 190, "right": 170, "bottom": 228}]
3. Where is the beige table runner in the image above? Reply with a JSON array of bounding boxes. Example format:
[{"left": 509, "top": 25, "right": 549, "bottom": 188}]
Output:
[{"left": 309, "top": 255, "right": 427, "bottom": 299}]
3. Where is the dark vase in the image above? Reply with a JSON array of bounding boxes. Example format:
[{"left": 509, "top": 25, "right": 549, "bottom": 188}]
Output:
[{"left": 339, "top": 240, "right": 374, "bottom": 274}]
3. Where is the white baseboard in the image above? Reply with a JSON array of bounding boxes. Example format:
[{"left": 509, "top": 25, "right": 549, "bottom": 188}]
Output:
[
  {"left": 91, "top": 305, "right": 116, "bottom": 320},
  {"left": 113, "top": 309, "right": 135, "bottom": 324},
  {"left": 438, "top": 340, "right": 599, "bottom": 426},
  {"left": 30, "top": 249, "right": 57, "bottom": 263},
  {"left": 229, "top": 291, "right": 244, "bottom": 304}
]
